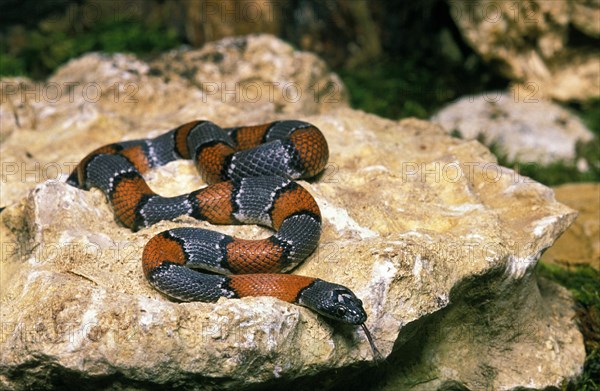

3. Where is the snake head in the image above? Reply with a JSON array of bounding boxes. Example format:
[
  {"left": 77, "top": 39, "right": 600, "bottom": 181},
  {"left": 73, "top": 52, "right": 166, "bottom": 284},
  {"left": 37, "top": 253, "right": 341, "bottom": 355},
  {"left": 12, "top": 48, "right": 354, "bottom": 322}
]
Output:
[{"left": 298, "top": 279, "right": 367, "bottom": 325}]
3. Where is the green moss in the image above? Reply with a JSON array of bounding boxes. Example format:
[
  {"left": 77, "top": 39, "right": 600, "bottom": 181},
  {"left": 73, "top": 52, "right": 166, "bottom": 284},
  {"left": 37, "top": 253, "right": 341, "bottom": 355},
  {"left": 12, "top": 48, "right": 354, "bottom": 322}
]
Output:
[
  {"left": 577, "top": 98, "right": 600, "bottom": 134},
  {"left": 337, "top": 59, "right": 432, "bottom": 120},
  {"left": 1, "top": 19, "right": 180, "bottom": 79},
  {"left": 337, "top": 54, "right": 508, "bottom": 121},
  {"left": 93, "top": 20, "right": 179, "bottom": 54},
  {"left": 0, "top": 52, "right": 26, "bottom": 76},
  {"left": 538, "top": 264, "right": 599, "bottom": 308}
]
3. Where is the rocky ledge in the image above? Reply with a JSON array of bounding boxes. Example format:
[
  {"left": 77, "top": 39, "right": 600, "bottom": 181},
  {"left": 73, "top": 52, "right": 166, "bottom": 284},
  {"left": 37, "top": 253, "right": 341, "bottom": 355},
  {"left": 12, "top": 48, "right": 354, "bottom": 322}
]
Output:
[{"left": 0, "top": 34, "right": 585, "bottom": 390}]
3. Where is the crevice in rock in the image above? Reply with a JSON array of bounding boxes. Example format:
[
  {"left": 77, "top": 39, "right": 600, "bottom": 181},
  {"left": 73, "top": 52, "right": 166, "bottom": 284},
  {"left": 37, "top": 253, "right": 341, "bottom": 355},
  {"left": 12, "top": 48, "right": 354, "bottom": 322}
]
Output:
[{"left": 566, "top": 23, "right": 600, "bottom": 50}]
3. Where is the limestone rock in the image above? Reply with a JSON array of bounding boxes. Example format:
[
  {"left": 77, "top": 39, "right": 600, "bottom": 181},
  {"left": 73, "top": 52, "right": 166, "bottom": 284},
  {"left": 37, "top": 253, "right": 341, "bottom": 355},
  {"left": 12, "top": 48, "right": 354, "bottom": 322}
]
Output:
[
  {"left": 448, "top": 0, "right": 600, "bottom": 102},
  {"left": 541, "top": 183, "right": 600, "bottom": 270},
  {"left": 431, "top": 91, "right": 594, "bottom": 164},
  {"left": 375, "top": 275, "right": 584, "bottom": 391},
  {"left": 0, "top": 35, "right": 586, "bottom": 390},
  {"left": 146, "top": 34, "right": 348, "bottom": 116},
  {"left": 0, "top": 77, "right": 38, "bottom": 143},
  {"left": 0, "top": 34, "right": 347, "bottom": 208}
]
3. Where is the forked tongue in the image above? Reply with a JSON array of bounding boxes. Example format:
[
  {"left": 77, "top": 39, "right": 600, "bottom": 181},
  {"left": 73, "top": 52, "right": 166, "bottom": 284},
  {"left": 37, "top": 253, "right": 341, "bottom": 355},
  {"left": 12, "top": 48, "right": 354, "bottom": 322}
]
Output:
[{"left": 360, "top": 323, "right": 382, "bottom": 361}]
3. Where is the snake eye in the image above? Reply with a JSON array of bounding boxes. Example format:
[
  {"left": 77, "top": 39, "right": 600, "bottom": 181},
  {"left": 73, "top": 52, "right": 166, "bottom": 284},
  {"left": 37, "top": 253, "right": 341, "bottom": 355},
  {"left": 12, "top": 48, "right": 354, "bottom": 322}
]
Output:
[{"left": 336, "top": 307, "right": 347, "bottom": 317}]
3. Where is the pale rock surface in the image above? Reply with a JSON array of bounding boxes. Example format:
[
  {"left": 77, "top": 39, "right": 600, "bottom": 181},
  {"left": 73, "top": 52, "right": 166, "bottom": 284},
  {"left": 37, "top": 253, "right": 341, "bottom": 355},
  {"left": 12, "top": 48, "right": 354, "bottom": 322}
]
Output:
[
  {"left": 448, "top": 0, "right": 600, "bottom": 102},
  {"left": 0, "top": 34, "right": 585, "bottom": 390},
  {"left": 431, "top": 91, "right": 594, "bottom": 164}
]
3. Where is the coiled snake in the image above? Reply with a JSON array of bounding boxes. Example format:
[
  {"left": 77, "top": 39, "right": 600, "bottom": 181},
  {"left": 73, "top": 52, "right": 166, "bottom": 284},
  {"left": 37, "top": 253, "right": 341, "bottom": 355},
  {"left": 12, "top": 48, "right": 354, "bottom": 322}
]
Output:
[{"left": 67, "top": 120, "right": 379, "bottom": 358}]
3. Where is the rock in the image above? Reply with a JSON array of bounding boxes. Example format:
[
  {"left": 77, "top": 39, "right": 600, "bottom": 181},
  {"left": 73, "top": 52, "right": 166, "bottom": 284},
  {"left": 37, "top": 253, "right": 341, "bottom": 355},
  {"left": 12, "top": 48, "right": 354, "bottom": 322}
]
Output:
[
  {"left": 0, "top": 35, "right": 585, "bottom": 390},
  {"left": 448, "top": 0, "right": 600, "bottom": 102},
  {"left": 376, "top": 275, "right": 584, "bottom": 391},
  {"left": 146, "top": 34, "right": 348, "bottom": 116},
  {"left": 431, "top": 91, "right": 594, "bottom": 164},
  {"left": 0, "top": 34, "right": 347, "bottom": 208},
  {"left": 0, "top": 77, "right": 38, "bottom": 143},
  {"left": 541, "top": 183, "right": 600, "bottom": 270}
]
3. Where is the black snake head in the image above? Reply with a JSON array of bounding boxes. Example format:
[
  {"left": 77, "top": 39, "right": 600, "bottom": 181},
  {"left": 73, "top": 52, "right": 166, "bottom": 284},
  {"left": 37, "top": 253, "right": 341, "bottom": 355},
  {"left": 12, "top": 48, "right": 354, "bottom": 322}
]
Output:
[
  {"left": 298, "top": 279, "right": 367, "bottom": 325},
  {"left": 297, "top": 279, "right": 382, "bottom": 360}
]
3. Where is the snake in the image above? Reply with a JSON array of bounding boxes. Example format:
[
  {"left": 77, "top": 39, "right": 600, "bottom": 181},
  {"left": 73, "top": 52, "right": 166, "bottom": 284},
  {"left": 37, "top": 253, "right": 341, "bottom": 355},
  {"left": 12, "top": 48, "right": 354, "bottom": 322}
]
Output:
[{"left": 67, "top": 120, "right": 380, "bottom": 358}]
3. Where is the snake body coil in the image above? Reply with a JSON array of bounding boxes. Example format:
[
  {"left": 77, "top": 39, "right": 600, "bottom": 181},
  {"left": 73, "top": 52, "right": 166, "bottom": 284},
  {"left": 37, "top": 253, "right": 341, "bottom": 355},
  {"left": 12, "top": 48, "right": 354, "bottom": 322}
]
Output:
[{"left": 68, "top": 120, "right": 379, "bottom": 356}]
